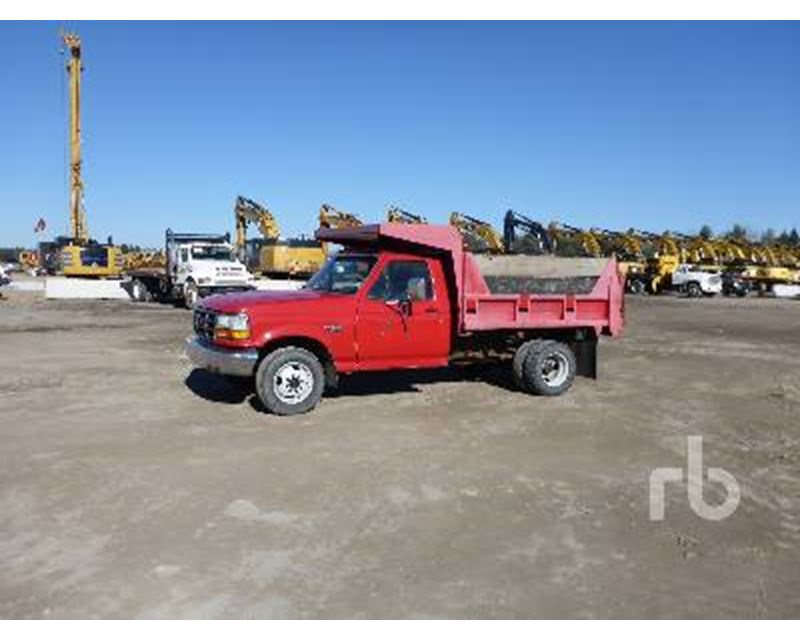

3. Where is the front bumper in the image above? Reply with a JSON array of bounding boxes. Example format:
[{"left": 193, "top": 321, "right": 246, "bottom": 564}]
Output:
[{"left": 185, "top": 337, "right": 258, "bottom": 377}]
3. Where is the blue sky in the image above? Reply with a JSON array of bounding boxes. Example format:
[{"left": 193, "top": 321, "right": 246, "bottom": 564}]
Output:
[{"left": 2, "top": 21, "right": 799, "bottom": 248}]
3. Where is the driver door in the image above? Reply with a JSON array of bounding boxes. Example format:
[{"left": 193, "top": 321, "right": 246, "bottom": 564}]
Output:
[{"left": 355, "top": 258, "right": 450, "bottom": 370}]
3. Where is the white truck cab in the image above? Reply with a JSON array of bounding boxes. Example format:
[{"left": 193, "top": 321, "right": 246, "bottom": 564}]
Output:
[
  {"left": 167, "top": 232, "right": 253, "bottom": 307},
  {"left": 128, "top": 230, "right": 254, "bottom": 308},
  {"left": 670, "top": 264, "right": 722, "bottom": 297}
]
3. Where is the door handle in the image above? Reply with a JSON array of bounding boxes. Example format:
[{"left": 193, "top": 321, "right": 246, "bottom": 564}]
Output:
[{"left": 424, "top": 308, "right": 438, "bottom": 314}]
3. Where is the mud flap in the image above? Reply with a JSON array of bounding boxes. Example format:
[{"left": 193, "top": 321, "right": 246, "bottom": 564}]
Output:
[{"left": 572, "top": 337, "right": 597, "bottom": 379}]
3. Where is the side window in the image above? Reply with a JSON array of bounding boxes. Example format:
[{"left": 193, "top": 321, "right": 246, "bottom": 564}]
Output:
[
  {"left": 180, "top": 248, "right": 189, "bottom": 262},
  {"left": 368, "top": 260, "right": 433, "bottom": 302}
]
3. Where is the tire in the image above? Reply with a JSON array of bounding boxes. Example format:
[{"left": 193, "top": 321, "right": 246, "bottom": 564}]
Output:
[
  {"left": 255, "top": 346, "right": 325, "bottom": 416},
  {"left": 512, "top": 340, "right": 544, "bottom": 391},
  {"left": 183, "top": 281, "right": 199, "bottom": 309},
  {"left": 522, "top": 340, "right": 576, "bottom": 396},
  {"left": 131, "top": 278, "right": 152, "bottom": 303},
  {"left": 629, "top": 279, "right": 646, "bottom": 295},
  {"left": 686, "top": 282, "right": 702, "bottom": 298}
]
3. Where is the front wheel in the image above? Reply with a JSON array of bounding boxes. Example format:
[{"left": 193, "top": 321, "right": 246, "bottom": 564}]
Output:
[
  {"left": 183, "top": 281, "right": 199, "bottom": 309},
  {"left": 686, "top": 282, "right": 703, "bottom": 298},
  {"left": 522, "top": 340, "right": 576, "bottom": 396},
  {"left": 255, "top": 347, "right": 325, "bottom": 416}
]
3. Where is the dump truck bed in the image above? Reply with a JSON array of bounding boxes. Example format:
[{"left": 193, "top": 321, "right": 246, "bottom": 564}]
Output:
[
  {"left": 316, "top": 223, "right": 625, "bottom": 337},
  {"left": 462, "top": 253, "right": 624, "bottom": 335}
]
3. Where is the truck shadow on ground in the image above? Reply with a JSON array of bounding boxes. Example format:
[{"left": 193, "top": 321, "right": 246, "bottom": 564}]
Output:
[{"left": 184, "top": 362, "right": 518, "bottom": 411}]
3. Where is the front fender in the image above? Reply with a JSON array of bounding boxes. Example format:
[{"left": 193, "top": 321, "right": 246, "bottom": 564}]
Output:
[{"left": 259, "top": 322, "right": 357, "bottom": 372}]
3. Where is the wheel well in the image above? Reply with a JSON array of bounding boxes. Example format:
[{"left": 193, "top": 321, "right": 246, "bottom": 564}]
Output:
[{"left": 259, "top": 337, "right": 337, "bottom": 387}]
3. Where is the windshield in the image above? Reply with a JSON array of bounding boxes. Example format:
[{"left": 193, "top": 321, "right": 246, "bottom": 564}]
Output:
[
  {"left": 191, "top": 245, "right": 235, "bottom": 261},
  {"left": 306, "top": 255, "right": 376, "bottom": 294}
]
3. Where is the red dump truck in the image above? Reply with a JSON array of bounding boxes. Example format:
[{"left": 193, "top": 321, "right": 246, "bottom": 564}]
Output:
[{"left": 186, "top": 223, "right": 625, "bottom": 415}]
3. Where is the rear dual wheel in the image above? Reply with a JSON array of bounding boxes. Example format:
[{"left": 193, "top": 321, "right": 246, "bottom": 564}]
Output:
[
  {"left": 513, "top": 340, "right": 577, "bottom": 397},
  {"left": 131, "top": 278, "right": 152, "bottom": 303}
]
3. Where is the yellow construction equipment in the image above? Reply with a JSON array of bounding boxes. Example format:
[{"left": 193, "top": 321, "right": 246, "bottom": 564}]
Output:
[
  {"left": 594, "top": 228, "right": 650, "bottom": 279},
  {"left": 54, "top": 31, "right": 123, "bottom": 278},
  {"left": 19, "top": 250, "right": 40, "bottom": 271},
  {"left": 548, "top": 222, "right": 603, "bottom": 258},
  {"left": 123, "top": 250, "right": 166, "bottom": 271},
  {"left": 234, "top": 196, "right": 325, "bottom": 277},
  {"left": 319, "top": 203, "right": 363, "bottom": 230},
  {"left": 449, "top": 212, "right": 504, "bottom": 253},
  {"left": 387, "top": 206, "right": 427, "bottom": 224}
]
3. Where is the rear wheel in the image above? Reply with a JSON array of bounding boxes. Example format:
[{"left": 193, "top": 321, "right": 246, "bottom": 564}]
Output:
[
  {"left": 255, "top": 347, "right": 325, "bottom": 416},
  {"left": 512, "top": 340, "right": 544, "bottom": 391},
  {"left": 131, "top": 278, "right": 152, "bottom": 303},
  {"left": 522, "top": 340, "right": 576, "bottom": 396}
]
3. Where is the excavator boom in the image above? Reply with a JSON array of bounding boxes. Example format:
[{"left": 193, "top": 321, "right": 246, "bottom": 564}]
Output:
[
  {"left": 319, "top": 203, "right": 363, "bottom": 229},
  {"left": 63, "top": 31, "right": 88, "bottom": 243},
  {"left": 387, "top": 206, "right": 427, "bottom": 224},
  {"left": 449, "top": 212, "right": 504, "bottom": 253}
]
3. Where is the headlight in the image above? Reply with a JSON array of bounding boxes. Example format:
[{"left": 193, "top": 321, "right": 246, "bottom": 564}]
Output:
[{"left": 214, "top": 313, "right": 250, "bottom": 340}]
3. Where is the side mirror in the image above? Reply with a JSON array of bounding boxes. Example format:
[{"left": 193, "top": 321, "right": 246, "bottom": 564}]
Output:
[{"left": 398, "top": 293, "right": 413, "bottom": 316}]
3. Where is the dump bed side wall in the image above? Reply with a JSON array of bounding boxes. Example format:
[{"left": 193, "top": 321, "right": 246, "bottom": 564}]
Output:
[{"left": 458, "top": 253, "right": 624, "bottom": 337}]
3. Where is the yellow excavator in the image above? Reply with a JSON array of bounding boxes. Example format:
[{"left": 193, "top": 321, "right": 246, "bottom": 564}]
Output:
[
  {"left": 387, "top": 206, "right": 427, "bottom": 224},
  {"left": 548, "top": 222, "right": 603, "bottom": 258},
  {"left": 234, "top": 196, "right": 325, "bottom": 277},
  {"left": 594, "top": 228, "right": 649, "bottom": 280},
  {"left": 449, "top": 212, "right": 504, "bottom": 253},
  {"left": 319, "top": 203, "right": 363, "bottom": 230},
  {"left": 52, "top": 32, "right": 123, "bottom": 278}
]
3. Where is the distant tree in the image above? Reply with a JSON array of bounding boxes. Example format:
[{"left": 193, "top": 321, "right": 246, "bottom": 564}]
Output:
[
  {"left": 699, "top": 224, "right": 713, "bottom": 239},
  {"left": 778, "top": 229, "right": 791, "bottom": 245},
  {"left": 790, "top": 228, "right": 800, "bottom": 246},
  {"left": 761, "top": 228, "right": 776, "bottom": 244},
  {"left": 726, "top": 224, "right": 748, "bottom": 241}
]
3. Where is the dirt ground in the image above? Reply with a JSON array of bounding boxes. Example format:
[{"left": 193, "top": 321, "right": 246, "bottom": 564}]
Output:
[{"left": 1, "top": 286, "right": 799, "bottom": 618}]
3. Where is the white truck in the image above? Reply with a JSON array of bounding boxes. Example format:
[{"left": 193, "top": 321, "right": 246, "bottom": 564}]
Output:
[
  {"left": 669, "top": 264, "right": 723, "bottom": 297},
  {"left": 127, "top": 229, "right": 254, "bottom": 308}
]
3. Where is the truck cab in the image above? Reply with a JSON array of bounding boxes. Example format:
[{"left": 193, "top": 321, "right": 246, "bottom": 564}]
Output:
[
  {"left": 128, "top": 230, "right": 254, "bottom": 308},
  {"left": 169, "top": 238, "right": 252, "bottom": 306}
]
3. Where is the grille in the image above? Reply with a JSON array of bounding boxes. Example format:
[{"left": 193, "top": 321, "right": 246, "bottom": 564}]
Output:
[{"left": 193, "top": 309, "right": 216, "bottom": 342}]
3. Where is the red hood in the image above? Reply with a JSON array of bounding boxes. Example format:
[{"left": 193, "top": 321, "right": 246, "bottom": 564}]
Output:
[{"left": 199, "top": 288, "right": 332, "bottom": 314}]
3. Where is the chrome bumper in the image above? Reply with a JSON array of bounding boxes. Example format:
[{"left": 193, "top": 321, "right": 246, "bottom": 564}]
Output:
[{"left": 185, "top": 337, "right": 258, "bottom": 377}]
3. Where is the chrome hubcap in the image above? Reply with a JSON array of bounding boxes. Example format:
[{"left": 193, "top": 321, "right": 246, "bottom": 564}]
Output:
[
  {"left": 541, "top": 352, "right": 569, "bottom": 387},
  {"left": 273, "top": 361, "right": 314, "bottom": 405}
]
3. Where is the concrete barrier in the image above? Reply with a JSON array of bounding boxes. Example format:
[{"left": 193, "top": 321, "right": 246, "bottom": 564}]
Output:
[
  {"left": 45, "top": 277, "right": 131, "bottom": 300},
  {"left": 773, "top": 284, "right": 800, "bottom": 299}
]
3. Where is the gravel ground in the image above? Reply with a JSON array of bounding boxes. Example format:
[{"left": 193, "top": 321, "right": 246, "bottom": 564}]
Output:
[{"left": 0, "top": 286, "right": 799, "bottom": 618}]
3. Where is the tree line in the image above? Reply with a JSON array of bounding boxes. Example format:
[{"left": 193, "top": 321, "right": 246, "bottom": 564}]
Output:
[{"left": 698, "top": 224, "right": 799, "bottom": 246}]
